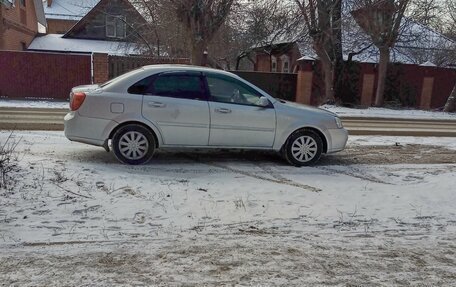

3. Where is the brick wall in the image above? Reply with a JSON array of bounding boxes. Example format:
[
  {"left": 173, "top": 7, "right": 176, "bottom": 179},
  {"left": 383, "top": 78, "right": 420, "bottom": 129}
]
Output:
[
  {"left": 93, "top": 53, "right": 109, "bottom": 84},
  {"left": 47, "top": 19, "right": 78, "bottom": 34},
  {"left": 1, "top": 0, "right": 39, "bottom": 50}
]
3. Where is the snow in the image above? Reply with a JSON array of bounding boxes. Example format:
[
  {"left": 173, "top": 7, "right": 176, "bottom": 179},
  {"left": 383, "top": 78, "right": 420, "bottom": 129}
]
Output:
[
  {"left": 1, "top": 131, "right": 456, "bottom": 284},
  {"left": 29, "top": 34, "right": 143, "bottom": 55},
  {"left": 0, "top": 99, "right": 68, "bottom": 109},
  {"left": 43, "top": 0, "right": 100, "bottom": 21},
  {"left": 321, "top": 104, "right": 456, "bottom": 120}
]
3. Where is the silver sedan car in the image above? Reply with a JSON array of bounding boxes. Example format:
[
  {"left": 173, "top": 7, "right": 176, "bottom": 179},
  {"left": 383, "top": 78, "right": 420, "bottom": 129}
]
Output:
[{"left": 64, "top": 65, "right": 348, "bottom": 166}]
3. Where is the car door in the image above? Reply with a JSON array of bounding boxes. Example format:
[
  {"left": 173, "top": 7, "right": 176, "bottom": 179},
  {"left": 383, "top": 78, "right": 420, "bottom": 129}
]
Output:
[
  {"left": 140, "top": 72, "right": 210, "bottom": 146},
  {"left": 205, "top": 73, "right": 276, "bottom": 147}
]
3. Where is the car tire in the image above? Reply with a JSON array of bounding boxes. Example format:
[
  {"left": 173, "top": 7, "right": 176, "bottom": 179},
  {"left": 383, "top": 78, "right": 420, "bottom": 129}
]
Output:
[
  {"left": 284, "top": 130, "right": 323, "bottom": 166},
  {"left": 112, "top": 124, "right": 155, "bottom": 165}
]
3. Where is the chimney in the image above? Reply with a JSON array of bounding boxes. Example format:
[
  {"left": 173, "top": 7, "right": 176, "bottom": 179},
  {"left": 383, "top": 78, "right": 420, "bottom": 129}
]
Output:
[{"left": 47, "top": 0, "right": 53, "bottom": 7}]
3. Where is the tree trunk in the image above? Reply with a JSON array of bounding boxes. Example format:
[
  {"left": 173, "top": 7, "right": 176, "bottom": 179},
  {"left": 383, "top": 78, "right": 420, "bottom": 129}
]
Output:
[
  {"left": 444, "top": 84, "right": 456, "bottom": 113},
  {"left": 320, "top": 55, "right": 335, "bottom": 104},
  {"left": 375, "top": 47, "right": 390, "bottom": 107},
  {"left": 191, "top": 40, "right": 207, "bottom": 66}
]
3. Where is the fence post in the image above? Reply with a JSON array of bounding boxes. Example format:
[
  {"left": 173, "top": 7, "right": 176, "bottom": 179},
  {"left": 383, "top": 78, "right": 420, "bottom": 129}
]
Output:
[
  {"left": 92, "top": 53, "right": 109, "bottom": 84},
  {"left": 360, "top": 74, "right": 375, "bottom": 107},
  {"left": 420, "top": 76, "right": 434, "bottom": 110},
  {"left": 295, "top": 61, "right": 313, "bottom": 105}
]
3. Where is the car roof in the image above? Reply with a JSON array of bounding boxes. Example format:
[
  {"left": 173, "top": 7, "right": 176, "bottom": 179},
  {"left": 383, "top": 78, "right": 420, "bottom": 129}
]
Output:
[{"left": 141, "top": 64, "right": 236, "bottom": 77}]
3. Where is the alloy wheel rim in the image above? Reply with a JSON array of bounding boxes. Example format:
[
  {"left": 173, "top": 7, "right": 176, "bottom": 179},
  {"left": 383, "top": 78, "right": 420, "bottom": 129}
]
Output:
[
  {"left": 291, "top": 136, "right": 318, "bottom": 163},
  {"left": 119, "top": 131, "right": 149, "bottom": 160}
]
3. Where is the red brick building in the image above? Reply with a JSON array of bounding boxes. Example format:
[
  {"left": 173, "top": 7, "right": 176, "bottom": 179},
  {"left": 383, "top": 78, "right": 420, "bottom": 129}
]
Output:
[{"left": 0, "top": 0, "right": 46, "bottom": 50}]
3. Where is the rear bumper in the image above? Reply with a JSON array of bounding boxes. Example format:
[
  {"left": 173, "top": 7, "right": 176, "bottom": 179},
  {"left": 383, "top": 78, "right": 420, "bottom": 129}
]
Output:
[
  {"left": 64, "top": 112, "right": 111, "bottom": 147},
  {"left": 326, "top": 128, "right": 348, "bottom": 153}
]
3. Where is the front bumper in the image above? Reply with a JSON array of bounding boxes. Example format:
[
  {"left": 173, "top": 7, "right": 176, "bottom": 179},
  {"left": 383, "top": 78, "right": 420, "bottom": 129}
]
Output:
[
  {"left": 64, "top": 112, "right": 111, "bottom": 147},
  {"left": 326, "top": 128, "right": 349, "bottom": 153}
]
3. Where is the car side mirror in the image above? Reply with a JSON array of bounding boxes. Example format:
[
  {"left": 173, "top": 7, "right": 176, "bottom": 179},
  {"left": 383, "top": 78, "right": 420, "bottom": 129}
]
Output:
[{"left": 258, "top": 96, "right": 270, "bottom": 107}]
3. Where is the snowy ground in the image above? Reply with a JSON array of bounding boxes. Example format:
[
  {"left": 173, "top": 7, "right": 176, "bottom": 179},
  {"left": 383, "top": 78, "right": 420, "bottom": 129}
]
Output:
[
  {"left": 321, "top": 104, "right": 456, "bottom": 120},
  {"left": 1, "top": 131, "right": 456, "bottom": 286}
]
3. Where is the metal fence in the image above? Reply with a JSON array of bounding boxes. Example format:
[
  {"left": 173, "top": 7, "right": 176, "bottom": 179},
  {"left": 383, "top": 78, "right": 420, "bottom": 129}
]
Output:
[
  {"left": 0, "top": 51, "right": 91, "bottom": 100},
  {"left": 109, "top": 55, "right": 190, "bottom": 79},
  {"left": 231, "top": 71, "right": 297, "bottom": 101}
]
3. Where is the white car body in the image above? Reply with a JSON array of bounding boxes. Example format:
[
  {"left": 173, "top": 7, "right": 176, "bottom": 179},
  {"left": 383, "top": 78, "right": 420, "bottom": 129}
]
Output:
[{"left": 64, "top": 65, "right": 348, "bottom": 165}]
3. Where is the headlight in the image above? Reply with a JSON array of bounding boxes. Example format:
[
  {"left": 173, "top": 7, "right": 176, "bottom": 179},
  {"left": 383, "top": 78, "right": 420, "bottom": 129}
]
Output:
[{"left": 335, "top": 117, "right": 343, "bottom": 129}]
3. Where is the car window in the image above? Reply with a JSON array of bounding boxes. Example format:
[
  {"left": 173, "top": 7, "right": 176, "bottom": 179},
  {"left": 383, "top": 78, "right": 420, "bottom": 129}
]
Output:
[
  {"left": 151, "top": 74, "right": 204, "bottom": 100},
  {"left": 128, "top": 76, "right": 154, "bottom": 95},
  {"left": 206, "top": 74, "right": 265, "bottom": 106}
]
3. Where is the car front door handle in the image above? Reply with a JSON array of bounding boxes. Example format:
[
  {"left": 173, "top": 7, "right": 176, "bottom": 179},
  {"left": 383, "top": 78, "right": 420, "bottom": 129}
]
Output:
[
  {"left": 148, "top": 101, "right": 166, "bottom": 108},
  {"left": 215, "top": 108, "right": 232, "bottom": 114}
]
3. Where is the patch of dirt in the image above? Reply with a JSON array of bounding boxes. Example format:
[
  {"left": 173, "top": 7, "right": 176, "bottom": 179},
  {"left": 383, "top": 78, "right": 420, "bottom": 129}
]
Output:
[{"left": 320, "top": 144, "right": 456, "bottom": 165}]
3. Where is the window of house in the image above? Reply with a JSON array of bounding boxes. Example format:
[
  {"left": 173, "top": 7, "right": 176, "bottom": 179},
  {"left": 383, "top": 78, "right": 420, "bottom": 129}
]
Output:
[
  {"left": 282, "top": 56, "right": 290, "bottom": 73},
  {"left": 21, "top": 42, "right": 27, "bottom": 51},
  {"left": 271, "top": 56, "right": 277, "bottom": 73},
  {"left": 106, "top": 15, "right": 126, "bottom": 39}
]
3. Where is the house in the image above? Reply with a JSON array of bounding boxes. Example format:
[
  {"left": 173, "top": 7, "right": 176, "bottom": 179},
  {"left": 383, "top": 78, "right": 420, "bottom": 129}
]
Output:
[
  {"left": 43, "top": 0, "right": 99, "bottom": 34},
  {"left": 253, "top": 13, "right": 456, "bottom": 73},
  {"left": 29, "top": 0, "right": 149, "bottom": 55},
  {"left": 0, "top": 0, "right": 46, "bottom": 50}
]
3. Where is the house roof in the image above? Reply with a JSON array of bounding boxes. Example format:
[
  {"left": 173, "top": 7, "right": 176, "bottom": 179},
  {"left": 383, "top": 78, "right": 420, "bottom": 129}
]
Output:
[
  {"left": 62, "top": 0, "right": 148, "bottom": 38},
  {"left": 28, "top": 33, "right": 143, "bottom": 55},
  {"left": 42, "top": 0, "right": 100, "bottom": 21},
  {"left": 34, "top": 0, "right": 47, "bottom": 27}
]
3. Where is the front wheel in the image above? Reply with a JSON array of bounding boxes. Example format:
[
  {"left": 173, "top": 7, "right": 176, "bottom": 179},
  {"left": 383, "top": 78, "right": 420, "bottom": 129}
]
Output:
[
  {"left": 112, "top": 124, "right": 155, "bottom": 165},
  {"left": 284, "top": 130, "right": 323, "bottom": 166}
]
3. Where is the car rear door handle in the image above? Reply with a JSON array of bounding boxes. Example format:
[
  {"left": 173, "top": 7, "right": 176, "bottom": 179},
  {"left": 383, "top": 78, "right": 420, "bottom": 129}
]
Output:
[
  {"left": 148, "top": 101, "right": 166, "bottom": 108},
  {"left": 215, "top": 108, "right": 232, "bottom": 114}
]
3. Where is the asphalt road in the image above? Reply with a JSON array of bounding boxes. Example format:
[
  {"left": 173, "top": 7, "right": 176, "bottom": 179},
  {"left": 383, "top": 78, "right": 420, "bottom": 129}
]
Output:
[{"left": 1, "top": 107, "right": 455, "bottom": 136}]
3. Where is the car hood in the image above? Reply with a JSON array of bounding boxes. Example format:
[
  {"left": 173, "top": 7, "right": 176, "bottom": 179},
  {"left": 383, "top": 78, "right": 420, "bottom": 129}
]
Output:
[{"left": 277, "top": 100, "right": 338, "bottom": 117}]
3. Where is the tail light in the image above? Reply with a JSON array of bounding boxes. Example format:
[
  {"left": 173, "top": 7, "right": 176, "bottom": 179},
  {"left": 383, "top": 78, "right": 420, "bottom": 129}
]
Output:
[{"left": 70, "top": 92, "right": 86, "bottom": 111}]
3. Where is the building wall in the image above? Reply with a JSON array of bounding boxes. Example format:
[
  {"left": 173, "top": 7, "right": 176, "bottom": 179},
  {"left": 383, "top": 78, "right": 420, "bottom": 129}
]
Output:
[
  {"left": 65, "top": 0, "right": 145, "bottom": 42},
  {"left": 1, "top": 0, "right": 39, "bottom": 50},
  {"left": 255, "top": 44, "right": 301, "bottom": 74},
  {"left": 47, "top": 19, "right": 77, "bottom": 34}
]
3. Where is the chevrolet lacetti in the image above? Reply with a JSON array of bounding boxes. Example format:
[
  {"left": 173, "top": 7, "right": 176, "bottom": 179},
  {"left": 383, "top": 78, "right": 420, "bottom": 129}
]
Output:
[{"left": 64, "top": 65, "right": 348, "bottom": 166}]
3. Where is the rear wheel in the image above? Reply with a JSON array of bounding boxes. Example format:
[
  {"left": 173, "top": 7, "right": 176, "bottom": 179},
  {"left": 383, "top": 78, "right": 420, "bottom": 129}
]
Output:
[
  {"left": 284, "top": 130, "right": 323, "bottom": 166},
  {"left": 112, "top": 124, "right": 155, "bottom": 165}
]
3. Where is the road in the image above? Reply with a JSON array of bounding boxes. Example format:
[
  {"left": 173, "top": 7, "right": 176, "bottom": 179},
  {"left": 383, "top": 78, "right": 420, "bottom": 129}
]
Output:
[{"left": 1, "top": 106, "right": 456, "bottom": 136}]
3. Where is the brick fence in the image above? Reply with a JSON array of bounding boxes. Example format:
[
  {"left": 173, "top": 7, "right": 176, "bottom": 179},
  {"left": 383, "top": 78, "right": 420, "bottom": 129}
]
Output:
[{"left": 296, "top": 60, "right": 456, "bottom": 109}]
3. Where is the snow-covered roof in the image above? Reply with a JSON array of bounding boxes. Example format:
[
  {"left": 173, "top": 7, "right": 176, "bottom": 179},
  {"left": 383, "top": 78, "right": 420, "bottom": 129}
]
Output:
[
  {"left": 42, "top": 0, "right": 100, "bottom": 21},
  {"left": 28, "top": 34, "right": 143, "bottom": 55}
]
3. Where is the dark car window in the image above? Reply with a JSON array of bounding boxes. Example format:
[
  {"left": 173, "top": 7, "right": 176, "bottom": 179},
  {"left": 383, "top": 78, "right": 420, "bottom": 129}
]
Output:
[
  {"left": 128, "top": 76, "right": 154, "bottom": 95},
  {"left": 206, "top": 74, "right": 266, "bottom": 107},
  {"left": 152, "top": 74, "right": 205, "bottom": 100}
]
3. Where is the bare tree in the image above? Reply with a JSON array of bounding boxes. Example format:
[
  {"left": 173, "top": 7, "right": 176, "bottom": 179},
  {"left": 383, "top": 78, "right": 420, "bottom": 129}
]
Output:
[
  {"left": 351, "top": 0, "right": 410, "bottom": 106},
  {"left": 169, "top": 0, "right": 235, "bottom": 66},
  {"left": 294, "top": 0, "right": 342, "bottom": 103},
  {"left": 233, "top": 0, "right": 302, "bottom": 71},
  {"left": 443, "top": 0, "right": 456, "bottom": 112}
]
